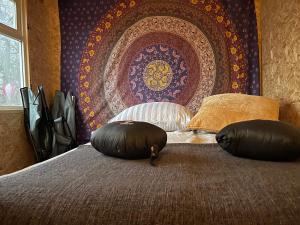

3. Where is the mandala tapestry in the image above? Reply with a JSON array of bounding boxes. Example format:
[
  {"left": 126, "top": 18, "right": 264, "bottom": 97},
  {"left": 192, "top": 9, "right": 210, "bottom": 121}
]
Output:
[{"left": 59, "top": 0, "right": 260, "bottom": 143}]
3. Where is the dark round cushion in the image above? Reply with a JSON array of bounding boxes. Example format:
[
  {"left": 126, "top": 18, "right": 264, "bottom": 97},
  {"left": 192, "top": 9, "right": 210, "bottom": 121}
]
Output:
[
  {"left": 91, "top": 121, "right": 167, "bottom": 160},
  {"left": 216, "top": 120, "right": 300, "bottom": 161}
]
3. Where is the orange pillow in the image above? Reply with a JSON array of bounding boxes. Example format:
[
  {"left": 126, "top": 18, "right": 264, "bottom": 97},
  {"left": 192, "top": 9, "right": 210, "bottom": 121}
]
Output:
[{"left": 187, "top": 93, "right": 280, "bottom": 132}]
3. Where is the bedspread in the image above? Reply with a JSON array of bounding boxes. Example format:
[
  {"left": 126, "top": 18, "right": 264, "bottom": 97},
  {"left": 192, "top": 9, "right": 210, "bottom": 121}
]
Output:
[{"left": 0, "top": 144, "right": 299, "bottom": 225}]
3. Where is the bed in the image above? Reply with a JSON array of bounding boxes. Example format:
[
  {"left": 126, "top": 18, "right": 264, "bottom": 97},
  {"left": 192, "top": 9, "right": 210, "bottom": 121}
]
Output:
[{"left": 1, "top": 132, "right": 299, "bottom": 225}]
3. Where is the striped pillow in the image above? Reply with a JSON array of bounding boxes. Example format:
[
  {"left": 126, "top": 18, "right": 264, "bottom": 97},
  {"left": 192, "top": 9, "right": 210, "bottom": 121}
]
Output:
[{"left": 108, "top": 102, "right": 193, "bottom": 131}]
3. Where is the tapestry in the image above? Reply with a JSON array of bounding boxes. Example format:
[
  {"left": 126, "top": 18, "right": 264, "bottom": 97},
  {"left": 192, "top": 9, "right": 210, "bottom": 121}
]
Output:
[{"left": 59, "top": 0, "right": 260, "bottom": 143}]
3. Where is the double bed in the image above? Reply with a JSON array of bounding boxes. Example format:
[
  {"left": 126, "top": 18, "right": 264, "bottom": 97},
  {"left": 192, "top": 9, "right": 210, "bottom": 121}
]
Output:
[{"left": 1, "top": 131, "right": 299, "bottom": 225}]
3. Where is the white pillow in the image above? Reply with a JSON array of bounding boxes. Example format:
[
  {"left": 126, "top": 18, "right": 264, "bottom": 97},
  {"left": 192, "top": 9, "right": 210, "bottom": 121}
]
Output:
[{"left": 108, "top": 102, "right": 193, "bottom": 131}]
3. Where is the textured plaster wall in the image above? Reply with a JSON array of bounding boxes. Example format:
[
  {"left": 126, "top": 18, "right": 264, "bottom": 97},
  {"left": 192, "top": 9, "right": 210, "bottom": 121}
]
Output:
[
  {"left": 0, "top": 111, "right": 35, "bottom": 175},
  {"left": 28, "top": 0, "right": 61, "bottom": 104},
  {"left": 262, "top": 0, "right": 300, "bottom": 127},
  {"left": 0, "top": 0, "right": 61, "bottom": 175}
]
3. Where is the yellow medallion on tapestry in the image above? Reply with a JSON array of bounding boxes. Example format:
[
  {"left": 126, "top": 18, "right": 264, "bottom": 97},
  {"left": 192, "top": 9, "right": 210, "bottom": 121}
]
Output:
[{"left": 143, "top": 60, "right": 173, "bottom": 91}]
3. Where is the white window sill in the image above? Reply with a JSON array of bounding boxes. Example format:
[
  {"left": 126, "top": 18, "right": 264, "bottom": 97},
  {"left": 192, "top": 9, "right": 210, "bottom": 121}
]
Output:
[{"left": 0, "top": 106, "right": 23, "bottom": 113}]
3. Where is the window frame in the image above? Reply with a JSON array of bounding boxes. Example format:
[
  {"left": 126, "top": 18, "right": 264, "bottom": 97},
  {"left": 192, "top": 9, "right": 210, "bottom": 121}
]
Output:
[{"left": 0, "top": 0, "right": 29, "bottom": 110}]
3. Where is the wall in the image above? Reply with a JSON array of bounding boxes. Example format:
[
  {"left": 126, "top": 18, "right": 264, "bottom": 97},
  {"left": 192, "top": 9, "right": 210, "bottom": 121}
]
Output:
[
  {"left": 0, "top": 0, "right": 61, "bottom": 175},
  {"left": 262, "top": 0, "right": 300, "bottom": 127},
  {"left": 0, "top": 110, "right": 35, "bottom": 175},
  {"left": 28, "top": 0, "right": 61, "bottom": 104}
]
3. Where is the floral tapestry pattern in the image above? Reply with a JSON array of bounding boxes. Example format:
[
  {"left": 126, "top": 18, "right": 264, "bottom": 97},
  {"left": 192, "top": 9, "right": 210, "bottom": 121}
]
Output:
[{"left": 59, "top": 0, "right": 260, "bottom": 143}]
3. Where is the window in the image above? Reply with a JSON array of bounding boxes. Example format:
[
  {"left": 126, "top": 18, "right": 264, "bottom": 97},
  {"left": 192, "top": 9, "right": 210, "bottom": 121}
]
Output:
[{"left": 0, "top": 0, "right": 28, "bottom": 107}]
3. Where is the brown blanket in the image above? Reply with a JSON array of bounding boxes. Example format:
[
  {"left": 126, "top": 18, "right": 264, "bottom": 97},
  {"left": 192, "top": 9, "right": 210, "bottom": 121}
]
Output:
[{"left": 0, "top": 144, "right": 299, "bottom": 225}]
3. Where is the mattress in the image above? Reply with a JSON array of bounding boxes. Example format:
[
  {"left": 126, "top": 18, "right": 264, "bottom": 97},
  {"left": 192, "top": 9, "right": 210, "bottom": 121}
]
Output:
[{"left": 0, "top": 143, "right": 299, "bottom": 225}]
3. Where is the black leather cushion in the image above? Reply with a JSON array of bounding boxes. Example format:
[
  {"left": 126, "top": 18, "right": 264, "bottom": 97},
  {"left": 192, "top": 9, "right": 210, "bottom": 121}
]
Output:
[
  {"left": 216, "top": 120, "right": 300, "bottom": 161},
  {"left": 91, "top": 121, "right": 167, "bottom": 162}
]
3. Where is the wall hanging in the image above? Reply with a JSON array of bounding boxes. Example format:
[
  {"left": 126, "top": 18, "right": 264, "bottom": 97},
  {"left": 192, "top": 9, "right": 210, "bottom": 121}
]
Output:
[{"left": 59, "top": 0, "right": 260, "bottom": 143}]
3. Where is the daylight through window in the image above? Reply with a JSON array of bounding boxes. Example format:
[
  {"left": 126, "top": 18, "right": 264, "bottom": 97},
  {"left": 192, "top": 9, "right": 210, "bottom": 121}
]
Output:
[{"left": 0, "top": 0, "right": 27, "bottom": 107}]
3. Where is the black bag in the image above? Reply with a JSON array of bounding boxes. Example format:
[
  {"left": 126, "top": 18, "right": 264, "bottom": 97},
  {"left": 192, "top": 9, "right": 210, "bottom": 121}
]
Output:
[
  {"left": 20, "top": 86, "right": 77, "bottom": 162},
  {"left": 20, "top": 86, "right": 53, "bottom": 161},
  {"left": 51, "top": 90, "right": 76, "bottom": 156},
  {"left": 216, "top": 120, "right": 300, "bottom": 161},
  {"left": 91, "top": 121, "right": 167, "bottom": 165}
]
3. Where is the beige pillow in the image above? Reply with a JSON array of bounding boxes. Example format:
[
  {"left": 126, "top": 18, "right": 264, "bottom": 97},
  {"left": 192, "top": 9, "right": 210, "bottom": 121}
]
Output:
[{"left": 187, "top": 93, "right": 280, "bottom": 132}]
